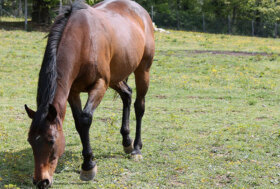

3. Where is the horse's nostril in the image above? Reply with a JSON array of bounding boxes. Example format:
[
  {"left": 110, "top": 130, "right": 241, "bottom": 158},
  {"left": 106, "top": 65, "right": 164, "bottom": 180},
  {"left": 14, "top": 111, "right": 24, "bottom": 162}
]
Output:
[
  {"left": 43, "top": 179, "right": 50, "bottom": 186},
  {"left": 37, "top": 179, "right": 51, "bottom": 189}
]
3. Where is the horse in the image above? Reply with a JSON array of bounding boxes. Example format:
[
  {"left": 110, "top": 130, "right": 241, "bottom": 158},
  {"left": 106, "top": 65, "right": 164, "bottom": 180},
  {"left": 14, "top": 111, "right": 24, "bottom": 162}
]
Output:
[{"left": 24, "top": 0, "right": 155, "bottom": 188}]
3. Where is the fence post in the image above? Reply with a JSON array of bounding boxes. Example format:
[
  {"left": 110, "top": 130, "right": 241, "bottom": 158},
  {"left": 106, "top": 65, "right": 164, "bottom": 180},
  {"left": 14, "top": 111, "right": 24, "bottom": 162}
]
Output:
[
  {"left": 228, "top": 15, "right": 231, "bottom": 34},
  {"left": 275, "top": 23, "right": 278, "bottom": 38},
  {"left": 251, "top": 20, "right": 254, "bottom": 36},
  {"left": 176, "top": 0, "right": 180, "bottom": 30},
  {"left": 151, "top": 5, "right": 154, "bottom": 22},
  {"left": 24, "top": 0, "right": 27, "bottom": 31},
  {"left": 19, "top": 0, "right": 22, "bottom": 17},
  {"left": 202, "top": 13, "right": 206, "bottom": 32},
  {"left": 59, "top": 0, "right": 63, "bottom": 14}
]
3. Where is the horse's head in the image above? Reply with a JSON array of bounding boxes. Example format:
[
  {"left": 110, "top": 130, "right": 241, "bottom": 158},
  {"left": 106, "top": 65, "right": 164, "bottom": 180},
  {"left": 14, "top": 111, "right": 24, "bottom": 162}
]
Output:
[{"left": 25, "top": 104, "right": 65, "bottom": 188}]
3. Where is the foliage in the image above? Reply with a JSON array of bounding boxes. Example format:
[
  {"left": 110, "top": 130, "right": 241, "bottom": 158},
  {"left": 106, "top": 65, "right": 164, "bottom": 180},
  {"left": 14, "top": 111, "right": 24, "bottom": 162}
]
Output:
[
  {"left": 2, "top": 0, "right": 279, "bottom": 36},
  {"left": 85, "top": 0, "right": 102, "bottom": 6},
  {"left": 134, "top": 0, "right": 280, "bottom": 36}
]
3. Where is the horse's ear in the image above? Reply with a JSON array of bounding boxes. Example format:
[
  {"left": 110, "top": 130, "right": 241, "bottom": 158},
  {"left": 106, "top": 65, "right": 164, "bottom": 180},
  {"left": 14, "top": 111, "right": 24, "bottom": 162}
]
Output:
[
  {"left": 25, "top": 104, "right": 35, "bottom": 119},
  {"left": 47, "top": 104, "right": 57, "bottom": 122}
]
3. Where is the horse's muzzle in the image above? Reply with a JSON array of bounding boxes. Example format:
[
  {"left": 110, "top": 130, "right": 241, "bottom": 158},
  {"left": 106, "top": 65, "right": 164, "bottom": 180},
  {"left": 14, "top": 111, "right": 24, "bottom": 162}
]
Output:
[{"left": 33, "top": 178, "right": 52, "bottom": 189}]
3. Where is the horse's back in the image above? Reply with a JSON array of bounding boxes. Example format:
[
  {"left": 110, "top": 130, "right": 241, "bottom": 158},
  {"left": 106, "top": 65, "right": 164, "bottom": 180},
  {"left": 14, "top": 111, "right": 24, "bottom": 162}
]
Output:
[
  {"left": 59, "top": 0, "right": 154, "bottom": 92},
  {"left": 94, "top": 0, "right": 155, "bottom": 54},
  {"left": 93, "top": 0, "right": 155, "bottom": 84}
]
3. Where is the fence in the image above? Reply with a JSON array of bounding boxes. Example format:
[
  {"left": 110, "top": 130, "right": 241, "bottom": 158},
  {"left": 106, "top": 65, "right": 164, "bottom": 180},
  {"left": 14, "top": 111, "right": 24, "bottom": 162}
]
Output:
[
  {"left": 151, "top": 7, "right": 279, "bottom": 38},
  {"left": 0, "top": 0, "right": 32, "bottom": 30},
  {"left": 0, "top": 0, "right": 71, "bottom": 31}
]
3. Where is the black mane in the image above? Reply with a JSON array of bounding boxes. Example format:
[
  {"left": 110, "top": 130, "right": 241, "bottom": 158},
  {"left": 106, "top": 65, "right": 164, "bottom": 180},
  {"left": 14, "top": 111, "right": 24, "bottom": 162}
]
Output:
[{"left": 36, "top": 0, "right": 87, "bottom": 110}]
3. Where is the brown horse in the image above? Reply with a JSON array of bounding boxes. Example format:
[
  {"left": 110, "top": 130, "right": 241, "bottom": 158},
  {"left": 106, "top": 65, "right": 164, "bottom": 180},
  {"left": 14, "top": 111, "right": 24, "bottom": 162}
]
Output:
[{"left": 24, "top": 0, "right": 154, "bottom": 188}]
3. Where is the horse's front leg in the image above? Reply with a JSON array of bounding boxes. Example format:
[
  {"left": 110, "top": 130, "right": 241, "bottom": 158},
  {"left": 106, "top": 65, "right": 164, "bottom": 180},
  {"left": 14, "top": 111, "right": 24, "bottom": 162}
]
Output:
[
  {"left": 68, "top": 78, "right": 108, "bottom": 181},
  {"left": 68, "top": 92, "right": 96, "bottom": 181}
]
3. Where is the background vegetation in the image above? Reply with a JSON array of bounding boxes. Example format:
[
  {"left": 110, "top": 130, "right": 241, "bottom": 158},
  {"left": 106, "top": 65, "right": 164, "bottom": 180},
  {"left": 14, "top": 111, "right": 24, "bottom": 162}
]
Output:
[{"left": 1, "top": 0, "right": 280, "bottom": 36}]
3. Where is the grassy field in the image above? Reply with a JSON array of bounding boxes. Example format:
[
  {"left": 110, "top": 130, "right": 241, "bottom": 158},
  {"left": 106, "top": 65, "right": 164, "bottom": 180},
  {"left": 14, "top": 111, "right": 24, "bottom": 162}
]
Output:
[{"left": 1, "top": 28, "right": 280, "bottom": 188}]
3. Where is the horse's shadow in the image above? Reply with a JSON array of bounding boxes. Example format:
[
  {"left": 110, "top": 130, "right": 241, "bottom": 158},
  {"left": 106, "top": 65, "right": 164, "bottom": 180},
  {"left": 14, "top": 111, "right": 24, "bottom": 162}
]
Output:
[
  {"left": 0, "top": 147, "right": 34, "bottom": 187},
  {"left": 0, "top": 21, "right": 49, "bottom": 32},
  {"left": 0, "top": 144, "right": 83, "bottom": 188},
  {"left": 0, "top": 143, "right": 129, "bottom": 188}
]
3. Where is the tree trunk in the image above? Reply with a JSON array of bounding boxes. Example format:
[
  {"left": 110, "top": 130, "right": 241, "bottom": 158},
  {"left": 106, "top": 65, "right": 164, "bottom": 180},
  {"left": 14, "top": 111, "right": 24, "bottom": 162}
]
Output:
[
  {"left": 232, "top": 6, "right": 236, "bottom": 26},
  {"left": 32, "top": 0, "right": 50, "bottom": 24}
]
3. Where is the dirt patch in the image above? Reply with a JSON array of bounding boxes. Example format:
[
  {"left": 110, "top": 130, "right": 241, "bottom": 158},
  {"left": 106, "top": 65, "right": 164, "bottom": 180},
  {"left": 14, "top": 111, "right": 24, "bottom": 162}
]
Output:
[
  {"left": 0, "top": 21, "right": 50, "bottom": 32},
  {"left": 187, "top": 96, "right": 227, "bottom": 100},
  {"left": 189, "top": 50, "right": 272, "bottom": 56},
  {"left": 155, "top": 94, "right": 167, "bottom": 99},
  {"left": 255, "top": 116, "right": 269, "bottom": 120},
  {"left": 159, "top": 49, "right": 276, "bottom": 57},
  {"left": 215, "top": 174, "right": 234, "bottom": 187}
]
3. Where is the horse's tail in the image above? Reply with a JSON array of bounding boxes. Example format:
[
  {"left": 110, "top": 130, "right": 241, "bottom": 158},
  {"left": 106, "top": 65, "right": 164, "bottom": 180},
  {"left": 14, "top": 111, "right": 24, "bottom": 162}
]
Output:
[{"left": 36, "top": 0, "right": 87, "bottom": 108}]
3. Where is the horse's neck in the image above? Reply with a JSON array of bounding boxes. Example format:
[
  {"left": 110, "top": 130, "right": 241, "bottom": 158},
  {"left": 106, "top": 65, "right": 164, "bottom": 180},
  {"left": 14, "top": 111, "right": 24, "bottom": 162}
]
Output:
[
  {"left": 52, "top": 82, "right": 70, "bottom": 122},
  {"left": 51, "top": 54, "right": 81, "bottom": 122}
]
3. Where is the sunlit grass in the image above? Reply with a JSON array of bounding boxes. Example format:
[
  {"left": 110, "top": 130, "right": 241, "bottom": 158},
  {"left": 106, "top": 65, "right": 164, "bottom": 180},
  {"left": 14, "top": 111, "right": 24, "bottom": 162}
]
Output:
[
  {"left": 1, "top": 29, "right": 280, "bottom": 188},
  {"left": 0, "top": 17, "right": 31, "bottom": 22},
  {"left": 156, "top": 30, "right": 280, "bottom": 53}
]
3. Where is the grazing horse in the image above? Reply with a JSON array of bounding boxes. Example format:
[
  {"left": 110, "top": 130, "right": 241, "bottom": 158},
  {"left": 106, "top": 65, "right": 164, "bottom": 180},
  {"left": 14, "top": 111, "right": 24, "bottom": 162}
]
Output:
[{"left": 24, "top": 0, "right": 155, "bottom": 188}]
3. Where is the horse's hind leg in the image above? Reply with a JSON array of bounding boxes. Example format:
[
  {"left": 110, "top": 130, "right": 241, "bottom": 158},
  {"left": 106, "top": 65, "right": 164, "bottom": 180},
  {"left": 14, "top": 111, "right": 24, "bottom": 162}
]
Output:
[
  {"left": 111, "top": 81, "right": 134, "bottom": 154},
  {"left": 69, "top": 78, "right": 108, "bottom": 181},
  {"left": 132, "top": 58, "right": 152, "bottom": 160}
]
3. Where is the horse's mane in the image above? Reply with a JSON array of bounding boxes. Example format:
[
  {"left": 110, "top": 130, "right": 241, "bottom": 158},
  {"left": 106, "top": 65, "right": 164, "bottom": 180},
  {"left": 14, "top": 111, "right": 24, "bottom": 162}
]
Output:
[{"left": 36, "top": 0, "right": 87, "bottom": 110}]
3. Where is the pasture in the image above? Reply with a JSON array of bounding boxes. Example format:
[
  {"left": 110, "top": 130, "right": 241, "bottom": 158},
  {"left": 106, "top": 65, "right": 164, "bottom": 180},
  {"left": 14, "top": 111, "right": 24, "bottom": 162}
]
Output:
[{"left": 1, "top": 28, "right": 280, "bottom": 188}]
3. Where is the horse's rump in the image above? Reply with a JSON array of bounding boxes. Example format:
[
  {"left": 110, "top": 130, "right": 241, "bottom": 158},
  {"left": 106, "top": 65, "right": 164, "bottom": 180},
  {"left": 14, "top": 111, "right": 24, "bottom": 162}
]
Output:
[{"left": 56, "top": 0, "right": 154, "bottom": 92}]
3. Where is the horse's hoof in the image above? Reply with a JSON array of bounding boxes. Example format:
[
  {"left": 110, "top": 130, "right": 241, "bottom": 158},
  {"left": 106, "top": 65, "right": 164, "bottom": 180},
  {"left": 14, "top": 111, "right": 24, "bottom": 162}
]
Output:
[
  {"left": 80, "top": 165, "right": 97, "bottom": 181},
  {"left": 123, "top": 140, "right": 134, "bottom": 154},
  {"left": 132, "top": 154, "right": 143, "bottom": 161}
]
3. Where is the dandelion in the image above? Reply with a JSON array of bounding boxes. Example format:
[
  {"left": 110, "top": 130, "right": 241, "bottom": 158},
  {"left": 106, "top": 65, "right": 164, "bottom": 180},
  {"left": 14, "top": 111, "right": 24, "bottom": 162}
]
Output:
[{"left": 212, "top": 68, "right": 217, "bottom": 74}]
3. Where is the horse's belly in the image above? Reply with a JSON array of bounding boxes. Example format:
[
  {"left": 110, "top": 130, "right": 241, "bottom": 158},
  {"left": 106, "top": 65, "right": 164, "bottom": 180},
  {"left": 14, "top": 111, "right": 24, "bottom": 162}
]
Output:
[
  {"left": 109, "top": 48, "right": 144, "bottom": 84},
  {"left": 108, "top": 19, "right": 145, "bottom": 84}
]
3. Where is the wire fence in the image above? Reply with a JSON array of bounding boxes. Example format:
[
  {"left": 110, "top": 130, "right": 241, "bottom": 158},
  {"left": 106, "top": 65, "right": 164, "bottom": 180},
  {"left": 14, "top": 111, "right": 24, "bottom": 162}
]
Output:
[
  {"left": 0, "top": 0, "right": 72, "bottom": 31},
  {"left": 0, "top": 0, "right": 32, "bottom": 30},
  {"left": 0, "top": 1, "right": 278, "bottom": 38},
  {"left": 151, "top": 8, "right": 279, "bottom": 38}
]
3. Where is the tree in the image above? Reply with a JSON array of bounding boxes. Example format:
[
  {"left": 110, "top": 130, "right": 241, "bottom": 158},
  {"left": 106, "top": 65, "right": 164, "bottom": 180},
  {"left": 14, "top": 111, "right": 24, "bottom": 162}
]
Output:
[
  {"left": 32, "top": 0, "right": 55, "bottom": 24},
  {"left": 31, "top": 0, "right": 102, "bottom": 24}
]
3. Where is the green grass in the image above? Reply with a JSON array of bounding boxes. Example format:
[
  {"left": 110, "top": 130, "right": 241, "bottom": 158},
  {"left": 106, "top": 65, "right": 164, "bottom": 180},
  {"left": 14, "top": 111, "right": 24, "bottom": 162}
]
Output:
[{"left": 1, "top": 29, "right": 280, "bottom": 188}]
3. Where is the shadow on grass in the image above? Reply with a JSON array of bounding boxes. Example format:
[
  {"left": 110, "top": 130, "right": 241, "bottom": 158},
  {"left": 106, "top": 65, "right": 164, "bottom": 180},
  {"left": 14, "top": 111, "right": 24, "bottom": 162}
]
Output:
[
  {"left": 94, "top": 151, "right": 130, "bottom": 160},
  {"left": 0, "top": 145, "right": 86, "bottom": 188},
  {"left": 0, "top": 21, "right": 49, "bottom": 32},
  {"left": 0, "top": 147, "right": 34, "bottom": 187}
]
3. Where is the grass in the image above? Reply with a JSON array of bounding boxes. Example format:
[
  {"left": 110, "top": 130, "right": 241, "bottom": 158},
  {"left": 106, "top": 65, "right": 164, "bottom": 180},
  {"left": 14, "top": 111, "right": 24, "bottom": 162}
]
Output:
[{"left": 1, "top": 28, "right": 280, "bottom": 188}]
